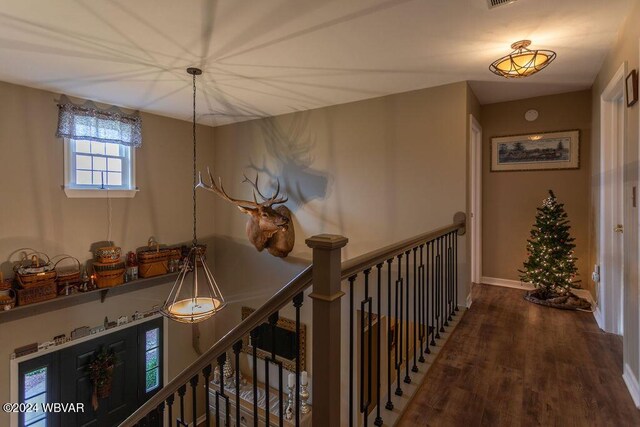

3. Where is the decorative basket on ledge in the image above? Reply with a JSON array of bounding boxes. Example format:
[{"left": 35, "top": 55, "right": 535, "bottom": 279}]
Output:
[
  {"left": 15, "top": 281, "right": 57, "bottom": 306},
  {"left": 14, "top": 252, "right": 57, "bottom": 289},
  {"left": 138, "top": 238, "right": 170, "bottom": 278},
  {"left": 54, "top": 255, "right": 81, "bottom": 294},
  {"left": 93, "top": 261, "right": 125, "bottom": 288}
]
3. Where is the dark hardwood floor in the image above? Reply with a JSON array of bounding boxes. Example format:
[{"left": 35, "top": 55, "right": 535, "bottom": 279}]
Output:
[{"left": 398, "top": 284, "right": 640, "bottom": 427}]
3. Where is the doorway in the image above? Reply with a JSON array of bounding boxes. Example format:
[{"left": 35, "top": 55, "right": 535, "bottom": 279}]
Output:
[
  {"left": 598, "top": 62, "right": 627, "bottom": 335},
  {"left": 469, "top": 114, "right": 483, "bottom": 293},
  {"left": 17, "top": 317, "right": 163, "bottom": 427}
]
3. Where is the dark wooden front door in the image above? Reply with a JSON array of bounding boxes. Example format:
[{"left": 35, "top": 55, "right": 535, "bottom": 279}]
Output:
[
  {"left": 18, "top": 317, "right": 163, "bottom": 427},
  {"left": 60, "top": 326, "right": 138, "bottom": 427}
]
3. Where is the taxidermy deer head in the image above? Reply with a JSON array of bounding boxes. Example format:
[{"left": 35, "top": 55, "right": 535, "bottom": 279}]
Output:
[{"left": 197, "top": 169, "right": 295, "bottom": 258}]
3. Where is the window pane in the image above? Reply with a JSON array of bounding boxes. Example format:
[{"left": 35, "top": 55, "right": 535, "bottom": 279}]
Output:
[
  {"left": 25, "top": 416, "right": 46, "bottom": 427},
  {"left": 107, "top": 158, "right": 122, "bottom": 172},
  {"left": 105, "top": 143, "right": 120, "bottom": 157},
  {"left": 93, "top": 157, "right": 107, "bottom": 171},
  {"left": 145, "top": 348, "right": 159, "bottom": 371},
  {"left": 93, "top": 171, "right": 104, "bottom": 185},
  {"left": 24, "top": 393, "right": 46, "bottom": 424},
  {"left": 75, "top": 140, "right": 91, "bottom": 153},
  {"left": 107, "top": 172, "right": 122, "bottom": 186},
  {"left": 76, "top": 155, "right": 92, "bottom": 170},
  {"left": 24, "top": 367, "right": 47, "bottom": 399},
  {"left": 76, "top": 170, "right": 92, "bottom": 185},
  {"left": 146, "top": 328, "right": 159, "bottom": 350},
  {"left": 145, "top": 368, "right": 159, "bottom": 392},
  {"left": 90, "top": 141, "right": 105, "bottom": 155}
]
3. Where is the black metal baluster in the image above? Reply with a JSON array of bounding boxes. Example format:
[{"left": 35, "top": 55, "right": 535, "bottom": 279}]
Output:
[
  {"left": 385, "top": 258, "right": 394, "bottom": 410},
  {"left": 448, "top": 232, "right": 454, "bottom": 321},
  {"left": 348, "top": 274, "right": 357, "bottom": 427},
  {"left": 251, "top": 329, "right": 259, "bottom": 427},
  {"left": 190, "top": 375, "right": 198, "bottom": 427},
  {"left": 435, "top": 237, "right": 442, "bottom": 339},
  {"left": 440, "top": 236, "right": 446, "bottom": 333},
  {"left": 418, "top": 244, "right": 425, "bottom": 363},
  {"left": 360, "top": 269, "right": 372, "bottom": 426},
  {"left": 395, "top": 254, "right": 403, "bottom": 396},
  {"left": 178, "top": 384, "right": 186, "bottom": 424},
  {"left": 167, "top": 393, "right": 174, "bottom": 427},
  {"left": 442, "top": 235, "right": 448, "bottom": 329},
  {"left": 430, "top": 240, "right": 436, "bottom": 346},
  {"left": 404, "top": 250, "right": 411, "bottom": 384},
  {"left": 293, "top": 292, "right": 303, "bottom": 427},
  {"left": 374, "top": 263, "right": 384, "bottom": 426},
  {"left": 156, "top": 402, "right": 165, "bottom": 427},
  {"left": 455, "top": 231, "right": 459, "bottom": 312},
  {"left": 233, "top": 341, "right": 242, "bottom": 427},
  {"left": 215, "top": 356, "right": 222, "bottom": 427},
  {"left": 412, "top": 247, "right": 418, "bottom": 373},
  {"left": 444, "top": 233, "right": 450, "bottom": 326},
  {"left": 203, "top": 365, "right": 211, "bottom": 427},
  {"left": 266, "top": 312, "right": 279, "bottom": 427}
]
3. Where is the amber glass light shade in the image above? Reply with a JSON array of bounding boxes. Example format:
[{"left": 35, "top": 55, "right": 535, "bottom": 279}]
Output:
[{"left": 490, "top": 40, "right": 556, "bottom": 78}]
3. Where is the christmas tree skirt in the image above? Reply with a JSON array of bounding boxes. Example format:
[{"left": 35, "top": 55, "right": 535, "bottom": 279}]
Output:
[{"left": 524, "top": 289, "right": 591, "bottom": 311}]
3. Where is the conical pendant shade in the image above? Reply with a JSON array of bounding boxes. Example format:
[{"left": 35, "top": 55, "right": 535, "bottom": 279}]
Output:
[{"left": 161, "top": 245, "right": 226, "bottom": 323}]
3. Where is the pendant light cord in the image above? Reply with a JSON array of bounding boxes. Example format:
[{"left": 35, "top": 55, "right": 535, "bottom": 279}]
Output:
[{"left": 192, "top": 71, "right": 198, "bottom": 247}]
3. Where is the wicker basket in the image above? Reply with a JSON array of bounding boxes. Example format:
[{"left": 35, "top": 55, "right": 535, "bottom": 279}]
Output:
[
  {"left": 95, "top": 246, "right": 122, "bottom": 264},
  {"left": 138, "top": 239, "right": 170, "bottom": 278},
  {"left": 16, "top": 281, "right": 57, "bottom": 306},
  {"left": 55, "top": 256, "right": 81, "bottom": 283},
  {"left": 15, "top": 253, "right": 57, "bottom": 288},
  {"left": 93, "top": 261, "right": 125, "bottom": 288}
]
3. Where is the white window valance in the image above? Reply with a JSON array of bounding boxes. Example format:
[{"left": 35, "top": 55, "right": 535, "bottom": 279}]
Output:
[{"left": 55, "top": 95, "right": 142, "bottom": 148}]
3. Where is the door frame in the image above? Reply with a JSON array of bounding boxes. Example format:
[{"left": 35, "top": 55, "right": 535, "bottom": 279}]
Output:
[
  {"left": 10, "top": 315, "right": 165, "bottom": 427},
  {"left": 598, "top": 61, "right": 627, "bottom": 335},
  {"left": 469, "top": 114, "right": 483, "bottom": 287}
]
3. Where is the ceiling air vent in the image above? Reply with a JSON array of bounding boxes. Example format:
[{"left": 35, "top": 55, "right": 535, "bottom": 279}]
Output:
[{"left": 487, "top": 0, "right": 518, "bottom": 9}]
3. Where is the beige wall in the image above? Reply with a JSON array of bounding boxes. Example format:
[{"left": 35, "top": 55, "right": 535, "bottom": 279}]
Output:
[
  {"left": 208, "top": 82, "right": 472, "bottom": 382},
  {"left": 0, "top": 81, "right": 217, "bottom": 425},
  {"left": 481, "top": 91, "right": 592, "bottom": 292},
  {"left": 591, "top": 0, "right": 640, "bottom": 384}
]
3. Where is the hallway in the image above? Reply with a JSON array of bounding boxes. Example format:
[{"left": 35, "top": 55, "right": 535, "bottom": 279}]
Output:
[{"left": 398, "top": 284, "right": 640, "bottom": 426}]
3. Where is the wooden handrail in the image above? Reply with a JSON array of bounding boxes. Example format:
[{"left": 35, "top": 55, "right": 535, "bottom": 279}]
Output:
[
  {"left": 341, "top": 221, "right": 464, "bottom": 279},
  {"left": 120, "top": 265, "right": 313, "bottom": 426},
  {"left": 121, "top": 214, "right": 465, "bottom": 426}
]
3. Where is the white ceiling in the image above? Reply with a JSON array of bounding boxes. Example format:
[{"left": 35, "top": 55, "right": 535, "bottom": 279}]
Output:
[{"left": 0, "top": 0, "right": 633, "bottom": 126}]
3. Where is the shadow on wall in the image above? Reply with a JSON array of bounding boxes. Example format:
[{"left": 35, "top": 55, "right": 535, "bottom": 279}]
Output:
[
  {"left": 207, "top": 234, "right": 309, "bottom": 338},
  {"left": 247, "top": 114, "right": 329, "bottom": 213}
]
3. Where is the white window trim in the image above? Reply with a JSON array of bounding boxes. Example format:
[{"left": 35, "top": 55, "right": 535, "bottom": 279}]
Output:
[{"left": 63, "top": 138, "right": 138, "bottom": 198}]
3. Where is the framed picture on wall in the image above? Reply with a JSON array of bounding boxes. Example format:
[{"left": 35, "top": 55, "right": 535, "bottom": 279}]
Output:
[{"left": 490, "top": 130, "right": 580, "bottom": 172}]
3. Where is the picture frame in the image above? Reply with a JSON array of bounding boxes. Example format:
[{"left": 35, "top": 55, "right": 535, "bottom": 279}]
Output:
[
  {"left": 626, "top": 69, "right": 638, "bottom": 107},
  {"left": 241, "top": 306, "right": 306, "bottom": 372},
  {"left": 491, "top": 130, "right": 580, "bottom": 172}
]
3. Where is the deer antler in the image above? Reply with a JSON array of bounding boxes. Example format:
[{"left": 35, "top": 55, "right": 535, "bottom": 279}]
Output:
[
  {"left": 242, "top": 173, "right": 288, "bottom": 207},
  {"left": 197, "top": 168, "right": 260, "bottom": 209}
]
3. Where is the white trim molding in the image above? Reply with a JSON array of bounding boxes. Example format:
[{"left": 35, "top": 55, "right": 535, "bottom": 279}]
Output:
[
  {"left": 623, "top": 363, "right": 640, "bottom": 408},
  {"left": 481, "top": 276, "right": 533, "bottom": 290}
]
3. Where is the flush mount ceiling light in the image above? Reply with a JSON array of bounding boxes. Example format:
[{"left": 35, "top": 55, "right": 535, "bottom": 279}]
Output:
[
  {"left": 161, "top": 67, "right": 226, "bottom": 323},
  {"left": 489, "top": 40, "right": 556, "bottom": 78}
]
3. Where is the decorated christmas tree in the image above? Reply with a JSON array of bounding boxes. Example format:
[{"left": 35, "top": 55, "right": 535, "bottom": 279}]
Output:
[{"left": 520, "top": 190, "right": 579, "bottom": 298}]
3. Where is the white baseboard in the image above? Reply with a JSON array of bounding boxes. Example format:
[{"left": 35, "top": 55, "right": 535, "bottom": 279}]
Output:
[
  {"left": 594, "top": 306, "right": 605, "bottom": 330},
  {"left": 623, "top": 363, "right": 640, "bottom": 408},
  {"left": 481, "top": 276, "right": 533, "bottom": 290},
  {"left": 466, "top": 292, "right": 472, "bottom": 308}
]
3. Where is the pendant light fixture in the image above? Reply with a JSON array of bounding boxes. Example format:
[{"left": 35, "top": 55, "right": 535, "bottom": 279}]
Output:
[
  {"left": 489, "top": 40, "right": 556, "bottom": 78},
  {"left": 161, "top": 67, "right": 226, "bottom": 323}
]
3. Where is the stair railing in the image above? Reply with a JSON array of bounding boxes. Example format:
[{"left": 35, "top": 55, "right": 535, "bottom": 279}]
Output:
[{"left": 121, "top": 212, "right": 465, "bottom": 427}]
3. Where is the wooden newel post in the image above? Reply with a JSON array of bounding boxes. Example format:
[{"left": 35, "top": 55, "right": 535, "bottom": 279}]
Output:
[{"left": 306, "top": 234, "right": 348, "bottom": 427}]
